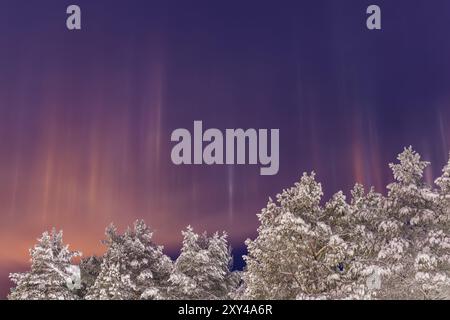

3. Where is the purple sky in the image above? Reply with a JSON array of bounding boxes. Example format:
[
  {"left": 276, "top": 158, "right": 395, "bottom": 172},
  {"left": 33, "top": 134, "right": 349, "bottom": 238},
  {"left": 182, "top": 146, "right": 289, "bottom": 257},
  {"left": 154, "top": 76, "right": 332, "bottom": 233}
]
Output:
[{"left": 1, "top": 0, "right": 450, "bottom": 298}]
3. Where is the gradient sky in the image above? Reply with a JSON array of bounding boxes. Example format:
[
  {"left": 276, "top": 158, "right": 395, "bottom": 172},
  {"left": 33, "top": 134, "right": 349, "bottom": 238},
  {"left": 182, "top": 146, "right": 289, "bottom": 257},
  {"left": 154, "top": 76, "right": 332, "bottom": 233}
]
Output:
[{"left": 1, "top": 0, "right": 450, "bottom": 298}]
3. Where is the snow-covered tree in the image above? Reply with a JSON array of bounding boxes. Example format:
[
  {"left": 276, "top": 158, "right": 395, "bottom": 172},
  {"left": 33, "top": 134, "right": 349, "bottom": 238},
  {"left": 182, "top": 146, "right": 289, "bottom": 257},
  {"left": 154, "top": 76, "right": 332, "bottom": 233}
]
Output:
[
  {"left": 328, "top": 185, "right": 387, "bottom": 299},
  {"left": 375, "top": 147, "right": 446, "bottom": 299},
  {"left": 413, "top": 229, "right": 450, "bottom": 299},
  {"left": 435, "top": 153, "right": 450, "bottom": 227},
  {"left": 8, "top": 229, "right": 81, "bottom": 300},
  {"left": 79, "top": 256, "right": 102, "bottom": 298},
  {"left": 435, "top": 153, "right": 450, "bottom": 195},
  {"left": 168, "top": 226, "right": 239, "bottom": 299},
  {"left": 347, "top": 183, "right": 385, "bottom": 253},
  {"left": 386, "top": 146, "right": 435, "bottom": 226},
  {"left": 411, "top": 153, "right": 450, "bottom": 299},
  {"left": 85, "top": 220, "right": 173, "bottom": 300},
  {"left": 243, "top": 172, "right": 368, "bottom": 299}
]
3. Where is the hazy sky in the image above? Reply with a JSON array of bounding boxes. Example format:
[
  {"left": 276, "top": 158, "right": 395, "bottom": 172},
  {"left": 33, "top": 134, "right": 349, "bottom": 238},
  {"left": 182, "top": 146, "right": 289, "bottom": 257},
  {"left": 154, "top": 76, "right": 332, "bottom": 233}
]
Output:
[{"left": 1, "top": 0, "right": 450, "bottom": 298}]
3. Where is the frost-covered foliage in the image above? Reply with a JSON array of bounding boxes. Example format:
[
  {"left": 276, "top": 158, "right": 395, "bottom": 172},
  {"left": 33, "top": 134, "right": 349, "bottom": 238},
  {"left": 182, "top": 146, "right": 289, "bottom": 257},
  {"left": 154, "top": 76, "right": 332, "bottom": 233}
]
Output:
[
  {"left": 243, "top": 173, "right": 374, "bottom": 299},
  {"left": 79, "top": 256, "right": 102, "bottom": 297},
  {"left": 243, "top": 147, "right": 450, "bottom": 300},
  {"left": 8, "top": 147, "right": 450, "bottom": 300},
  {"left": 8, "top": 229, "right": 81, "bottom": 300},
  {"left": 373, "top": 147, "right": 450, "bottom": 299},
  {"left": 168, "top": 226, "right": 240, "bottom": 299},
  {"left": 85, "top": 220, "right": 173, "bottom": 300}
]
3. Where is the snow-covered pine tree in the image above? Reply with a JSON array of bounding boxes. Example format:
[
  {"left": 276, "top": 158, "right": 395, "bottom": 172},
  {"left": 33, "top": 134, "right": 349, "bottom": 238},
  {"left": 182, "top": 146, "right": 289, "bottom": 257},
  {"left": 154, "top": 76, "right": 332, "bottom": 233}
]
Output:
[
  {"left": 435, "top": 153, "right": 450, "bottom": 195},
  {"left": 411, "top": 153, "right": 450, "bottom": 299},
  {"left": 401, "top": 151, "right": 450, "bottom": 300},
  {"left": 85, "top": 261, "right": 135, "bottom": 300},
  {"left": 243, "top": 172, "right": 362, "bottom": 299},
  {"left": 414, "top": 229, "right": 450, "bottom": 299},
  {"left": 168, "top": 226, "right": 239, "bottom": 299},
  {"left": 323, "top": 186, "right": 386, "bottom": 299},
  {"left": 386, "top": 146, "right": 435, "bottom": 227},
  {"left": 347, "top": 184, "right": 394, "bottom": 298},
  {"left": 85, "top": 220, "right": 173, "bottom": 300},
  {"left": 376, "top": 146, "right": 443, "bottom": 299},
  {"left": 79, "top": 255, "right": 102, "bottom": 298},
  {"left": 8, "top": 229, "right": 81, "bottom": 300},
  {"left": 347, "top": 183, "right": 385, "bottom": 257},
  {"left": 435, "top": 153, "right": 450, "bottom": 228}
]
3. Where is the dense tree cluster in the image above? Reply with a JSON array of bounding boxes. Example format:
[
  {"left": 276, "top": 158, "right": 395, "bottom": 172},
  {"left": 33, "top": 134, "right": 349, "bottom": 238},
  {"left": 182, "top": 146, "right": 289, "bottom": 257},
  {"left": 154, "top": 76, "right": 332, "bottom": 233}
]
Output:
[
  {"left": 244, "top": 147, "right": 450, "bottom": 300},
  {"left": 8, "top": 147, "right": 450, "bottom": 300},
  {"left": 9, "top": 222, "right": 238, "bottom": 300}
]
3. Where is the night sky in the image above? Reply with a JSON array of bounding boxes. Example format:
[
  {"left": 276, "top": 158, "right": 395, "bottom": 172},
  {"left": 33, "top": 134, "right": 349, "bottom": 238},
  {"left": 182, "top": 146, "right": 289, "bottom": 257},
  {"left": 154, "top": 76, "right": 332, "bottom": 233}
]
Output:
[{"left": 1, "top": 0, "right": 450, "bottom": 298}]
